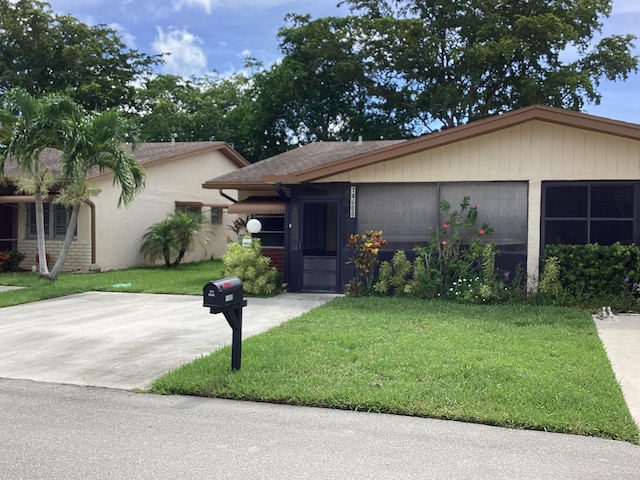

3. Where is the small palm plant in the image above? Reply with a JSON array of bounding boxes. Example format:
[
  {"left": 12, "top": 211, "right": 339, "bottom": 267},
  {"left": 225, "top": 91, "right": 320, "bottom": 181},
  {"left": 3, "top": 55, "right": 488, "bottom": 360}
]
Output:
[{"left": 140, "top": 211, "right": 208, "bottom": 267}]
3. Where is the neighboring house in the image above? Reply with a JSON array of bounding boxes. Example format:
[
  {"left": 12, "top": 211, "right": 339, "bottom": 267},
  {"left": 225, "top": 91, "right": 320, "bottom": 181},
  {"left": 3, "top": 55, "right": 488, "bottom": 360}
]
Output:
[
  {"left": 0, "top": 142, "right": 248, "bottom": 271},
  {"left": 203, "top": 105, "right": 640, "bottom": 293}
]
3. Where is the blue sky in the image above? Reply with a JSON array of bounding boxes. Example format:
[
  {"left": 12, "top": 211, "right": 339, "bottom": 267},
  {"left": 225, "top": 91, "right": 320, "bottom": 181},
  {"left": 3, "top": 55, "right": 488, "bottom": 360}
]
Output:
[{"left": 45, "top": 0, "right": 640, "bottom": 124}]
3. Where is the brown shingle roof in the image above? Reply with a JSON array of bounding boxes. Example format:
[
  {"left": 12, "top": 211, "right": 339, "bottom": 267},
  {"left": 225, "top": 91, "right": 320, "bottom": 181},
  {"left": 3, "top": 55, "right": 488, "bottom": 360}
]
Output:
[
  {"left": 2, "top": 141, "right": 248, "bottom": 179},
  {"left": 202, "top": 140, "right": 406, "bottom": 189}
]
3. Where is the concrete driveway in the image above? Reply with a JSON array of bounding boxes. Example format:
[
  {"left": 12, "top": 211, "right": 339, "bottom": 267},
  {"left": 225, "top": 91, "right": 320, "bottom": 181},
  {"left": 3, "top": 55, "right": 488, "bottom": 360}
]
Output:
[{"left": 0, "top": 291, "right": 336, "bottom": 390}]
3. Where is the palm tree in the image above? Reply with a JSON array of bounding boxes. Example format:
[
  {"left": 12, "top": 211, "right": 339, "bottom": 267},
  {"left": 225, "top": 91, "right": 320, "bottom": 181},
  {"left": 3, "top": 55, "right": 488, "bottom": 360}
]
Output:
[
  {"left": 1, "top": 88, "right": 145, "bottom": 280},
  {"left": 0, "top": 89, "right": 76, "bottom": 276},
  {"left": 140, "top": 211, "right": 208, "bottom": 268},
  {"left": 168, "top": 211, "right": 208, "bottom": 267},
  {"left": 50, "top": 109, "right": 145, "bottom": 279},
  {"left": 140, "top": 218, "right": 175, "bottom": 268}
]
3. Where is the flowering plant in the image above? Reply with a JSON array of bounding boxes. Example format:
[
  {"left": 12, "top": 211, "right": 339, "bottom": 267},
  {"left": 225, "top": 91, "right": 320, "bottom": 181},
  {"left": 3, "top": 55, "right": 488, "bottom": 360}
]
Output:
[
  {"left": 0, "top": 249, "right": 26, "bottom": 273},
  {"left": 414, "top": 196, "right": 495, "bottom": 298}
]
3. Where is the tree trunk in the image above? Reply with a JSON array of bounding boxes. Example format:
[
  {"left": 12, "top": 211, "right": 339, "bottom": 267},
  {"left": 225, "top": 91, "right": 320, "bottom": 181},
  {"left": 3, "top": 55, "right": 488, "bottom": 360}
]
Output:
[
  {"left": 171, "top": 249, "right": 186, "bottom": 268},
  {"left": 34, "top": 190, "right": 50, "bottom": 277},
  {"left": 48, "top": 203, "right": 80, "bottom": 280}
]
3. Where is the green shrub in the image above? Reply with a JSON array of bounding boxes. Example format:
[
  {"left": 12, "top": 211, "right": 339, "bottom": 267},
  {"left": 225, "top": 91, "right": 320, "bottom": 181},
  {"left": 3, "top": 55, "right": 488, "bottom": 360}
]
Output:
[
  {"left": 374, "top": 250, "right": 413, "bottom": 296},
  {"left": 222, "top": 238, "right": 281, "bottom": 296},
  {"left": 0, "top": 250, "right": 26, "bottom": 273},
  {"left": 404, "top": 254, "right": 439, "bottom": 299},
  {"left": 539, "top": 256, "right": 563, "bottom": 300},
  {"left": 140, "top": 211, "right": 208, "bottom": 268},
  {"left": 544, "top": 243, "right": 640, "bottom": 298},
  {"left": 415, "top": 196, "right": 495, "bottom": 299}
]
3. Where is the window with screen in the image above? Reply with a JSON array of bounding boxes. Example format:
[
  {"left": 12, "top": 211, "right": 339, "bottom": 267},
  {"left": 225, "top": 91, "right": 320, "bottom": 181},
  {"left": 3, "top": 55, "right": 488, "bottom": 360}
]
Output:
[
  {"left": 253, "top": 214, "right": 285, "bottom": 247},
  {"left": 543, "top": 182, "right": 636, "bottom": 245}
]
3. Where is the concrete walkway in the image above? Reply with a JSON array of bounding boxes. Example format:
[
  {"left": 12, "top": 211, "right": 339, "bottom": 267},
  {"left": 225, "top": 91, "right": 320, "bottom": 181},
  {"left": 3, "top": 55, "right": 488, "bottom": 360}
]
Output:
[
  {"left": 595, "top": 313, "right": 640, "bottom": 427},
  {"left": 0, "top": 291, "right": 336, "bottom": 390}
]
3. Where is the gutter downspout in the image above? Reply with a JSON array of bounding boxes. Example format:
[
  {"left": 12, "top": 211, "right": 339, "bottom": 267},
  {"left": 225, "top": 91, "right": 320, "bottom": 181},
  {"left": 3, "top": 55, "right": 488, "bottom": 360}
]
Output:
[
  {"left": 83, "top": 199, "right": 96, "bottom": 264},
  {"left": 219, "top": 189, "right": 237, "bottom": 204},
  {"left": 275, "top": 182, "right": 290, "bottom": 203}
]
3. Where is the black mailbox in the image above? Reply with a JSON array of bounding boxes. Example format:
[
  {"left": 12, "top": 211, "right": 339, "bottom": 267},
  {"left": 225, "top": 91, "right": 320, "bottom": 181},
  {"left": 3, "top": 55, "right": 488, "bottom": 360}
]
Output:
[
  {"left": 203, "top": 277, "right": 244, "bottom": 313},
  {"left": 203, "top": 276, "right": 247, "bottom": 371}
]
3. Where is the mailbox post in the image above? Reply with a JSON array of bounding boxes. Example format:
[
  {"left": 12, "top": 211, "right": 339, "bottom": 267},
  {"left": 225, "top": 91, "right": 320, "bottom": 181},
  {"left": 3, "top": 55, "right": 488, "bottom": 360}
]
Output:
[{"left": 203, "top": 277, "right": 247, "bottom": 371}]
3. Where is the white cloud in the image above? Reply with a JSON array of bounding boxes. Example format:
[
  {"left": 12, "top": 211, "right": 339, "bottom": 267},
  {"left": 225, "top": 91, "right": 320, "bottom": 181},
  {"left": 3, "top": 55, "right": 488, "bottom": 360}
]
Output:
[
  {"left": 173, "top": 0, "right": 216, "bottom": 14},
  {"left": 153, "top": 27, "right": 208, "bottom": 76}
]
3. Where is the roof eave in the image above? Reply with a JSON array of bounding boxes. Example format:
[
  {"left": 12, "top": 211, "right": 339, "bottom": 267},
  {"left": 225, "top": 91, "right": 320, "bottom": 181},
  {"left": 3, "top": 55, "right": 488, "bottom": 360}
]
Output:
[
  {"left": 261, "top": 175, "right": 299, "bottom": 183},
  {"left": 201, "top": 181, "right": 274, "bottom": 191}
]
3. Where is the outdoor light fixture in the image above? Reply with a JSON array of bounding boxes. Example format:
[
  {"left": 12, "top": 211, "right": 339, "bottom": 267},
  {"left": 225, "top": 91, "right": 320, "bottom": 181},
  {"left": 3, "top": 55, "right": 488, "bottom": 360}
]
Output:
[
  {"left": 246, "top": 218, "right": 262, "bottom": 234},
  {"left": 242, "top": 218, "right": 262, "bottom": 246}
]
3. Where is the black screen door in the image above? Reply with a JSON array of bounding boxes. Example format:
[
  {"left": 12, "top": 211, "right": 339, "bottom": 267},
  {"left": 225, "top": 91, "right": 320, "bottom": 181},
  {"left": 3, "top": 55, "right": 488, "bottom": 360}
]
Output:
[{"left": 301, "top": 200, "right": 339, "bottom": 291}]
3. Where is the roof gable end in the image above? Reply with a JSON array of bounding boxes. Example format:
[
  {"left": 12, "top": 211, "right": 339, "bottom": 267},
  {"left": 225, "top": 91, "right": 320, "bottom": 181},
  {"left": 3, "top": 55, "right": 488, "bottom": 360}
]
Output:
[{"left": 270, "top": 105, "right": 640, "bottom": 183}]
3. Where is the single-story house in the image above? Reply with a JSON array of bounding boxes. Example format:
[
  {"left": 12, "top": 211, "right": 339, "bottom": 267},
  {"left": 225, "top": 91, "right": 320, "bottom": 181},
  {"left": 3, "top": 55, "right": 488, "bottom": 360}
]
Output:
[
  {"left": 0, "top": 141, "right": 248, "bottom": 271},
  {"left": 203, "top": 105, "right": 640, "bottom": 293}
]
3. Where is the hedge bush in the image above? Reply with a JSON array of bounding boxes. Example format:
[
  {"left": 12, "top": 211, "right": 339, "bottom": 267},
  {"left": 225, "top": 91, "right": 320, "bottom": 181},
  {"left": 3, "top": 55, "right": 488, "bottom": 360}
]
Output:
[{"left": 543, "top": 243, "right": 640, "bottom": 299}]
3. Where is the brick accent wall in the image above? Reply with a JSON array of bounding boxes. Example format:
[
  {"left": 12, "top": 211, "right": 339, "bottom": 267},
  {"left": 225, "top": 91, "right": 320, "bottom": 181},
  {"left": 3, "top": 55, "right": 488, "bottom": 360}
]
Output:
[
  {"left": 18, "top": 240, "right": 92, "bottom": 272},
  {"left": 261, "top": 247, "right": 284, "bottom": 273}
]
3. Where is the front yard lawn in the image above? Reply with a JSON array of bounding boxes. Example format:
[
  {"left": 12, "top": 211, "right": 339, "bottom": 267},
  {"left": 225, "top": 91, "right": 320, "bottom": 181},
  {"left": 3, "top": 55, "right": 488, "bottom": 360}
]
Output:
[{"left": 152, "top": 297, "right": 639, "bottom": 443}]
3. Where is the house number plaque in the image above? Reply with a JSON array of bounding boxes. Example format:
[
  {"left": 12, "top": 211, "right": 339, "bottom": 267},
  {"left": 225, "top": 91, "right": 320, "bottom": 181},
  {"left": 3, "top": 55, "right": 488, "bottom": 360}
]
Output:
[{"left": 350, "top": 186, "right": 357, "bottom": 218}]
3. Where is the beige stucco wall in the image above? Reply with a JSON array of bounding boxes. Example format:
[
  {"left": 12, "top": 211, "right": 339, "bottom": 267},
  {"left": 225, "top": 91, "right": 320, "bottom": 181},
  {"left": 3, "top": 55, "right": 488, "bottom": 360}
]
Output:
[
  {"left": 320, "top": 120, "right": 640, "bottom": 279},
  {"left": 91, "top": 149, "right": 238, "bottom": 271}
]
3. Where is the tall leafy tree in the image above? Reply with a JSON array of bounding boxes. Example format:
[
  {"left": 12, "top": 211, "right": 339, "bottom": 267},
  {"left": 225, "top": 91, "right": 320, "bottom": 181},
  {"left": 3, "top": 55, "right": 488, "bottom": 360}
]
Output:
[
  {"left": 0, "top": 0, "right": 161, "bottom": 111},
  {"left": 337, "top": 0, "right": 638, "bottom": 131},
  {"left": 134, "top": 72, "right": 260, "bottom": 160},
  {"left": 0, "top": 89, "right": 145, "bottom": 279},
  {"left": 247, "top": 14, "right": 410, "bottom": 155}
]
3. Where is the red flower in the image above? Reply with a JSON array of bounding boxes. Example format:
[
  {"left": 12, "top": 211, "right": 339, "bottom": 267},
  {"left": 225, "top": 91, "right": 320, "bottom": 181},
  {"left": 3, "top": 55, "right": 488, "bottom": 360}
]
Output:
[
  {"left": 478, "top": 229, "right": 485, "bottom": 235},
  {"left": 441, "top": 240, "right": 448, "bottom": 245},
  {"left": 442, "top": 223, "right": 449, "bottom": 229}
]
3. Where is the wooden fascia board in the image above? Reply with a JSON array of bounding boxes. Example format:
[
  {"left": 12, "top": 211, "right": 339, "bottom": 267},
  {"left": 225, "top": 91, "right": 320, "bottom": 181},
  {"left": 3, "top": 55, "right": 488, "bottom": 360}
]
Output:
[
  {"left": 216, "top": 143, "right": 251, "bottom": 168},
  {"left": 261, "top": 175, "right": 299, "bottom": 183}
]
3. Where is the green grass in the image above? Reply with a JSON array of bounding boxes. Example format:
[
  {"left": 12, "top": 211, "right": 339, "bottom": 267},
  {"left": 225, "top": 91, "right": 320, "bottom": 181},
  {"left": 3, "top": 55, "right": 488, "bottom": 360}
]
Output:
[
  {"left": 0, "top": 260, "right": 224, "bottom": 307},
  {"left": 152, "top": 296, "right": 639, "bottom": 443}
]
